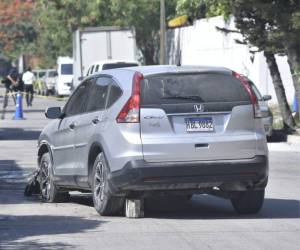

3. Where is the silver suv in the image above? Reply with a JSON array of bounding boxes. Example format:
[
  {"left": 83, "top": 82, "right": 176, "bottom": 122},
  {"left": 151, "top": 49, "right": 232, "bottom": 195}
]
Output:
[{"left": 38, "top": 66, "right": 268, "bottom": 216}]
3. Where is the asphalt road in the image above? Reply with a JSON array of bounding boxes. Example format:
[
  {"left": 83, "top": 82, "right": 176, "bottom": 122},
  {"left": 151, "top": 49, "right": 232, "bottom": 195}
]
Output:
[{"left": 0, "top": 89, "right": 299, "bottom": 250}]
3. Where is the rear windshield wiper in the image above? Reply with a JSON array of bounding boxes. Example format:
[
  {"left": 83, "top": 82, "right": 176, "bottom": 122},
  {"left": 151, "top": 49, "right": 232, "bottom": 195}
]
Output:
[{"left": 161, "top": 95, "right": 204, "bottom": 102}]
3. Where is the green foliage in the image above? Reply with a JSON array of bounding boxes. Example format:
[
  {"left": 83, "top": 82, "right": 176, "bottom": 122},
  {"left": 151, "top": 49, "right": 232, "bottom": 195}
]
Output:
[
  {"left": 176, "top": 0, "right": 231, "bottom": 20},
  {"left": 3, "top": 0, "right": 298, "bottom": 68},
  {"left": 291, "top": 11, "right": 300, "bottom": 29},
  {"left": 36, "top": 0, "right": 111, "bottom": 67},
  {"left": 0, "top": 0, "right": 37, "bottom": 60}
]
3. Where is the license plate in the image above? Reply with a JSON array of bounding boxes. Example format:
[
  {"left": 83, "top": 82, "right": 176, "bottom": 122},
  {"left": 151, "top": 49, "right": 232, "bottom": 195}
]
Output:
[{"left": 185, "top": 117, "right": 214, "bottom": 132}]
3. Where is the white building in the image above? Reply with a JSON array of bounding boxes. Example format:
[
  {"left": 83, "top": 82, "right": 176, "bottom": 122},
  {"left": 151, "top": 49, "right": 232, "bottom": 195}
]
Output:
[{"left": 167, "top": 15, "right": 295, "bottom": 105}]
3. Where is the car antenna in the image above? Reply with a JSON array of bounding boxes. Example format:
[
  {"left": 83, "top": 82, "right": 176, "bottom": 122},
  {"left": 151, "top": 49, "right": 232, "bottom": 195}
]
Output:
[{"left": 176, "top": 50, "right": 182, "bottom": 66}]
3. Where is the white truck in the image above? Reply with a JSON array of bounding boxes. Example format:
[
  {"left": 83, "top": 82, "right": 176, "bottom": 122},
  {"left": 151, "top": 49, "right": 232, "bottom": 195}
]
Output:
[{"left": 73, "top": 26, "right": 136, "bottom": 88}]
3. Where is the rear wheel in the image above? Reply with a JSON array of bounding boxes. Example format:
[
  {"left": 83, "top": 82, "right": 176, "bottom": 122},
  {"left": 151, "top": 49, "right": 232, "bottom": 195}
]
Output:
[
  {"left": 92, "top": 153, "right": 124, "bottom": 216},
  {"left": 39, "top": 153, "right": 69, "bottom": 203},
  {"left": 231, "top": 189, "right": 265, "bottom": 214}
]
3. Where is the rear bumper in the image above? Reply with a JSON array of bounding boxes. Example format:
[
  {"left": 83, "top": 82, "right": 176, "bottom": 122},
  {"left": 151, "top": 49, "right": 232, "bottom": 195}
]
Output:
[
  {"left": 108, "top": 155, "right": 268, "bottom": 193},
  {"left": 57, "top": 87, "right": 71, "bottom": 96}
]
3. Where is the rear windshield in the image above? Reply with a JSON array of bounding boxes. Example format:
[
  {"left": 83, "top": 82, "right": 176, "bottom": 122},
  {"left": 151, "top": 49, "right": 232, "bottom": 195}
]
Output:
[
  {"left": 48, "top": 71, "right": 57, "bottom": 77},
  {"left": 38, "top": 72, "right": 46, "bottom": 78},
  {"left": 61, "top": 64, "right": 73, "bottom": 75},
  {"left": 141, "top": 73, "right": 250, "bottom": 105},
  {"left": 102, "top": 63, "right": 138, "bottom": 70}
]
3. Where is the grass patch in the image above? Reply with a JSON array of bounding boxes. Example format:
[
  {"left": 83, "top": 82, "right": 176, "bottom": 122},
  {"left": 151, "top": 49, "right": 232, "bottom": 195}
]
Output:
[
  {"left": 269, "top": 104, "right": 300, "bottom": 129},
  {"left": 272, "top": 119, "right": 284, "bottom": 130},
  {"left": 269, "top": 105, "right": 284, "bottom": 130}
]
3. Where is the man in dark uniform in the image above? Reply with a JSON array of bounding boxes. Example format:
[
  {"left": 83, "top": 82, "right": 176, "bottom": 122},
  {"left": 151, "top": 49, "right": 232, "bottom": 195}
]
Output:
[{"left": 1, "top": 66, "right": 19, "bottom": 119}]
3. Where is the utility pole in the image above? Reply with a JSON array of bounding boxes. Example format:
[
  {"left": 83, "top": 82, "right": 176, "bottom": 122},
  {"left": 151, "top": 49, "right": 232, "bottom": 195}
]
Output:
[{"left": 160, "top": 0, "right": 166, "bottom": 65}]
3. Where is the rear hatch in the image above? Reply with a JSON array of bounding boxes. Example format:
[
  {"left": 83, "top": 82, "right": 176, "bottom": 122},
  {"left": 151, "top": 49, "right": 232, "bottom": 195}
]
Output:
[{"left": 140, "top": 71, "right": 256, "bottom": 163}]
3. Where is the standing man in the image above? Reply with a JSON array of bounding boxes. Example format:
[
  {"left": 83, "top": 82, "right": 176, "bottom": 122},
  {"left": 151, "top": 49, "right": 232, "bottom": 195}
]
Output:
[
  {"left": 1, "top": 64, "right": 19, "bottom": 119},
  {"left": 22, "top": 66, "right": 35, "bottom": 107},
  {"left": 3, "top": 65, "right": 19, "bottom": 107}
]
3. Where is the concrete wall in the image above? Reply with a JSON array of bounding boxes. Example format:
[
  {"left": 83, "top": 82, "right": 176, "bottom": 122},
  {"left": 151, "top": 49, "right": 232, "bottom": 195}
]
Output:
[{"left": 166, "top": 15, "right": 295, "bottom": 105}]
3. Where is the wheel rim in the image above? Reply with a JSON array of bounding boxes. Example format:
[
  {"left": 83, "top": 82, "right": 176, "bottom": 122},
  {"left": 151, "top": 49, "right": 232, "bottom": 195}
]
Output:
[
  {"left": 94, "top": 161, "right": 105, "bottom": 205},
  {"left": 40, "top": 160, "right": 51, "bottom": 200}
]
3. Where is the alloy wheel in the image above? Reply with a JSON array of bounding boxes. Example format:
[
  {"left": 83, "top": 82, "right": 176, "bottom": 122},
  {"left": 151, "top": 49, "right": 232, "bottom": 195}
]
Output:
[
  {"left": 40, "top": 160, "right": 51, "bottom": 200},
  {"left": 94, "top": 161, "right": 105, "bottom": 206}
]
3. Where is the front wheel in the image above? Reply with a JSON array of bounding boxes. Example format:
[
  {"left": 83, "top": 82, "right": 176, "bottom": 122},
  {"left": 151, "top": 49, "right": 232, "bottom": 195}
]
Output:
[
  {"left": 39, "top": 153, "right": 69, "bottom": 203},
  {"left": 231, "top": 189, "right": 265, "bottom": 214},
  {"left": 92, "top": 153, "right": 124, "bottom": 216}
]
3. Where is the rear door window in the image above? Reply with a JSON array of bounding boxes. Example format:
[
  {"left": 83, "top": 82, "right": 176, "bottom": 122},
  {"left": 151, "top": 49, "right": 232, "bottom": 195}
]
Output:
[
  {"left": 86, "top": 77, "right": 110, "bottom": 112},
  {"left": 48, "top": 71, "right": 57, "bottom": 77},
  {"left": 39, "top": 72, "right": 46, "bottom": 78},
  {"left": 64, "top": 80, "right": 91, "bottom": 116},
  {"left": 141, "top": 73, "right": 250, "bottom": 105}
]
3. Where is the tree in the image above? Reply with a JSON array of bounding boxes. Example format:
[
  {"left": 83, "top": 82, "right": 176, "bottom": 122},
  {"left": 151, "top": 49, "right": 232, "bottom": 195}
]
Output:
[
  {"left": 0, "top": 0, "right": 37, "bottom": 60},
  {"left": 176, "top": 0, "right": 231, "bottom": 20},
  {"left": 230, "top": 0, "right": 296, "bottom": 129},
  {"left": 266, "top": 0, "right": 300, "bottom": 118},
  {"left": 35, "top": 0, "right": 110, "bottom": 67},
  {"left": 99, "top": 0, "right": 177, "bottom": 64}
]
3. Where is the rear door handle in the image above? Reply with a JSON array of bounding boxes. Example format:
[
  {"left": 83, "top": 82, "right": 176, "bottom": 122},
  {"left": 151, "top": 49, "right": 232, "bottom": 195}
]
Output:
[
  {"left": 195, "top": 143, "right": 209, "bottom": 148},
  {"left": 92, "top": 118, "right": 100, "bottom": 125},
  {"left": 69, "top": 122, "right": 76, "bottom": 130}
]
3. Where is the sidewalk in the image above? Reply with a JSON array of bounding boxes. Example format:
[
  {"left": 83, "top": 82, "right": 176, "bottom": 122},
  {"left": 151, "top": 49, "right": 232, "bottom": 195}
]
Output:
[{"left": 287, "top": 133, "right": 300, "bottom": 145}]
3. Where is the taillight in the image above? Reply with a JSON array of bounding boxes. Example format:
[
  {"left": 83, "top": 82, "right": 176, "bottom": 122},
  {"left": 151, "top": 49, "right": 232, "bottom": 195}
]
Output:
[
  {"left": 116, "top": 72, "right": 143, "bottom": 123},
  {"left": 232, "top": 71, "right": 262, "bottom": 118}
]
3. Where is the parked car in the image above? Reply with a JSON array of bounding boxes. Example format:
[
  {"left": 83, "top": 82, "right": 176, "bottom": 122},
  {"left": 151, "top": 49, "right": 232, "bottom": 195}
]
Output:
[
  {"left": 33, "top": 69, "right": 46, "bottom": 95},
  {"left": 38, "top": 65, "right": 268, "bottom": 216},
  {"left": 246, "top": 78, "right": 273, "bottom": 137},
  {"left": 85, "top": 60, "right": 139, "bottom": 77},
  {"left": 43, "top": 69, "right": 58, "bottom": 96}
]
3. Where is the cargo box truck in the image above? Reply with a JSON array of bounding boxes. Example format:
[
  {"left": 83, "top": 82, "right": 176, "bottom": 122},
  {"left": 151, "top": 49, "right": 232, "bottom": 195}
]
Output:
[{"left": 73, "top": 26, "right": 136, "bottom": 88}]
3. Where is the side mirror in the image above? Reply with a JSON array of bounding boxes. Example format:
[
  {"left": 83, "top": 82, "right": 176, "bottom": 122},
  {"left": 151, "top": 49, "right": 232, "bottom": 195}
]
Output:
[
  {"left": 45, "top": 107, "right": 63, "bottom": 119},
  {"left": 78, "top": 76, "right": 84, "bottom": 81},
  {"left": 262, "top": 95, "right": 272, "bottom": 101}
]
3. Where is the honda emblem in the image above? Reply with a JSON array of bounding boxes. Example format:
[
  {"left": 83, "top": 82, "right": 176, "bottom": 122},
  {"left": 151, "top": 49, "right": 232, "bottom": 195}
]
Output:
[{"left": 194, "top": 104, "right": 204, "bottom": 112}]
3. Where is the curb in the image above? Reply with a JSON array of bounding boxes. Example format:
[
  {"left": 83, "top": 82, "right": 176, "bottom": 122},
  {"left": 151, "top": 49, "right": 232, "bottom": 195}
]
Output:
[{"left": 287, "top": 134, "right": 300, "bottom": 145}]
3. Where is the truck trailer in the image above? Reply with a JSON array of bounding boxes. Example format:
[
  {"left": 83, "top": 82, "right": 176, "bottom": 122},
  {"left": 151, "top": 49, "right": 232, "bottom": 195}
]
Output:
[{"left": 73, "top": 26, "right": 136, "bottom": 88}]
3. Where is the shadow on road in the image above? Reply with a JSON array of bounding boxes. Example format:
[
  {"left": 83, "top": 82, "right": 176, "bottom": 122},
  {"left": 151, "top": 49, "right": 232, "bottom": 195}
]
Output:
[
  {"left": 66, "top": 193, "right": 300, "bottom": 220},
  {"left": 267, "top": 129, "right": 288, "bottom": 142},
  {"left": 0, "top": 160, "right": 34, "bottom": 192},
  {"left": 0, "top": 215, "right": 104, "bottom": 250},
  {"left": 0, "top": 128, "right": 40, "bottom": 140},
  {"left": 144, "top": 195, "right": 300, "bottom": 220},
  {"left": 1, "top": 158, "right": 299, "bottom": 220}
]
